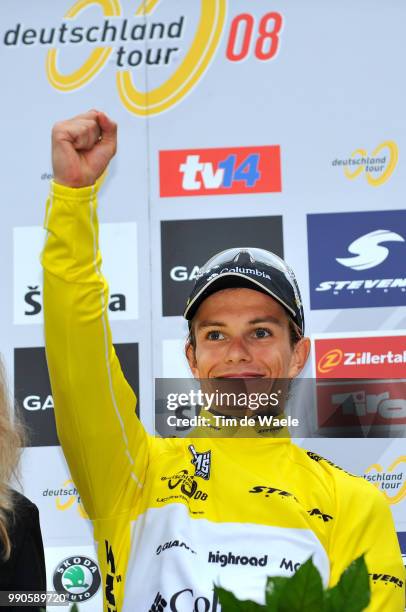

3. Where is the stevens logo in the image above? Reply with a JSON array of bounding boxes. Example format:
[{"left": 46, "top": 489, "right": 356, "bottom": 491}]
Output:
[{"left": 307, "top": 210, "right": 406, "bottom": 310}]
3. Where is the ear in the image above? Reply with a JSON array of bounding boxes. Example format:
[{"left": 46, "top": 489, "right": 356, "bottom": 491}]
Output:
[
  {"left": 185, "top": 342, "right": 200, "bottom": 378},
  {"left": 288, "top": 337, "right": 311, "bottom": 378}
]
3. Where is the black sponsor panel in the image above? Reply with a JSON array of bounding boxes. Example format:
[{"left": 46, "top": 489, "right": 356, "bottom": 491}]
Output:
[
  {"left": 161, "top": 216, "right": 283, "bottom": 316},
  {"left": 115, "top": 343, "right": 139, "bottom": 409},
  {"left": 14, "top": 347, "right": 57, "bottom": 447},
  {"left": 14, "top": 343, "right": 139, "bottom": 447}
]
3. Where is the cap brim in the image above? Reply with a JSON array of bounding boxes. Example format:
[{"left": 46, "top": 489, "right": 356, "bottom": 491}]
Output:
[{"left": 183, "top": 272, "right": 297, "bottom": 321}]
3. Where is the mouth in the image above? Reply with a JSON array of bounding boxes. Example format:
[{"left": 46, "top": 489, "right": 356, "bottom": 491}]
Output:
[{"left": 214, "top": 373, "right": 266, "bottom": 378}]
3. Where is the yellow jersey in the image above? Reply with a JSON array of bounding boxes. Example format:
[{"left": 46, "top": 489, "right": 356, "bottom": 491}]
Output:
[{"left": 42, "top": 181, "right": 405, "bottom": 611}]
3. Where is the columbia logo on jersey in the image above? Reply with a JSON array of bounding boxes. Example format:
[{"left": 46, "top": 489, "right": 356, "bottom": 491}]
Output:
[
  {"left": 149, "top": 592, "right": 167, "bottom": 611},
  {"left": 150, "top": 588, "right": 220, "bottom": 610}
]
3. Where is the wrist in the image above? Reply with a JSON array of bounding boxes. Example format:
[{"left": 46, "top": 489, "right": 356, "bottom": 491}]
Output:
[{"left": 50, "top": 180, "right": 99, "bottom": 199}]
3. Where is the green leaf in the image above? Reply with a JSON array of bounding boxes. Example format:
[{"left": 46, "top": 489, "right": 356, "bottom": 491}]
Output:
[
  {"left": 265, "top": 575, "right": 291, "bottom": 610},
  {"left": 70, "top": 605, "right": 80, "bottom": 612},
  {"left": 214, "top": 586, "right": 266, "bottom": 611},
  {"left": 276, "top": 557, "right": 324, "bottom": 612},
  {"left": 325, "top": 555, "right": 370, "bottom": 612},
  {"left": 215, "top": 555, "right": 370, "bottom": 612}
]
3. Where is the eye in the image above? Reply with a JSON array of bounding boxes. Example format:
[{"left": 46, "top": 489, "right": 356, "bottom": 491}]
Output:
[
  {"left": 206, "top": 330, "right": 225, "bottom": 341},
  {"left": 253, "top": 327, "right": 272, "bottom": 339}
]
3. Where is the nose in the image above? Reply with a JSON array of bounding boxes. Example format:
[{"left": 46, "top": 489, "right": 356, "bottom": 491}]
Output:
[{"left": 224, "top": 336, "right": 252, "bottom": 363}]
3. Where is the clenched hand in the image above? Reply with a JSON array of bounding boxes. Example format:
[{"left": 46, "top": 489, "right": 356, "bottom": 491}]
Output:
[{"left": 51, "top": 110, "right": 117, "bottom": 188}]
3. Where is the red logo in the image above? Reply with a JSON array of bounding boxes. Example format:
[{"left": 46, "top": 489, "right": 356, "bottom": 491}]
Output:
[
  {"left": 315, "top": 335, "right": 406, "bottom": 379},
  {"left": 317, "top": 349, "right": 343, "bottom": 374},
  {"left": 317, "top": 381, "right": 406, "bottom": 428},
  {"left": 159, "top": 146, "right": 281, "bottom": 197}
]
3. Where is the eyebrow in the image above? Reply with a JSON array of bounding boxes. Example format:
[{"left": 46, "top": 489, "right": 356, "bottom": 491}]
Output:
[
  {"left": 248, "top": 316, "right": 283, "bottom": 328},
  {"left": 196, "top": 316, "right": 283, "bottom": 330},
  {"left": 196, "top": 320, "right": 226, "bottom": 329}
]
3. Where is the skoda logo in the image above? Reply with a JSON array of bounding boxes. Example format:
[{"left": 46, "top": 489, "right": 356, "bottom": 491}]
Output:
[{"left": 53, "top": 555, "right": 101, "bottom": 602}]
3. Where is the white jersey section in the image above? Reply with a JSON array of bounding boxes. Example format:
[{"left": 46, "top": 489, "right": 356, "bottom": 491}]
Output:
[{"left": 123, "top": 504, "right": 330, "bottom": 610}]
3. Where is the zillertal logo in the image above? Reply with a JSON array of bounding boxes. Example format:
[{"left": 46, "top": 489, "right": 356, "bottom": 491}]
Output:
[
  {"left": 317, "top": 349, "right": 343, "bottom": 374},
  {"left": 44, "top": 0, "right": 226, "bottom": 116},
  {"left": 332, "top": 141, "right": 398, "bottom": 186},
  {"left": 364, "top": 456, "right": 406, "bottom": 504}
]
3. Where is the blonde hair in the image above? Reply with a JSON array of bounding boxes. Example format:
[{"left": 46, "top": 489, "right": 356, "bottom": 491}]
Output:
[{"left": 0, "top": 357, "right": 26, "bottom": 560}]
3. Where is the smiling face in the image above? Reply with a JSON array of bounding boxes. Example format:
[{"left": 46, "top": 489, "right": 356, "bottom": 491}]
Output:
[{"left": 186, "top": 287, "right": 310, "bottom": 380}]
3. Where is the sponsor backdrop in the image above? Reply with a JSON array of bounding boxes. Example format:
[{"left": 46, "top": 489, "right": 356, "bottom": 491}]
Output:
[{"left": 0, "top": 0, "right": 405, "bottom": 607}]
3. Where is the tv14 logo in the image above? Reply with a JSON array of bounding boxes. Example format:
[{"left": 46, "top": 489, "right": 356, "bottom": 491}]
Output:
[
  {"left": 314, "top": 334, "right": 406, "bottom": 380},
  {"left": 159, "top": 146, "right": 281, "bottom": 197},
  {"left": 13, "top": 224, "right": 138, "bottom": 324},
  {"left": 307, "top": 210, "right": 406, "bottom": 310}
]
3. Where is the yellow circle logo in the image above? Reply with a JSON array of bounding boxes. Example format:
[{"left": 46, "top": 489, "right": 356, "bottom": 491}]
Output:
[
  {"left": 344, "top": 141, "right": 398, "bottom": 186},
  {"left": 46, "top": 0, "right": 226, "bottom": 116},
  {"left": 55, "top": 478, "right": 88, "bottom": 518},
  {"left": 47, "top": 0, "right": 120, "bottom": 91},
  {"left": 365, "top": 456, "right": 406, "bottom": 504}
]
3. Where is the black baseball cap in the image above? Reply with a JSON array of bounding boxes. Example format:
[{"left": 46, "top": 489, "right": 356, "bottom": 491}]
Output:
[{"left": 183, "top": 247, "right": 305, "bottom": 335}]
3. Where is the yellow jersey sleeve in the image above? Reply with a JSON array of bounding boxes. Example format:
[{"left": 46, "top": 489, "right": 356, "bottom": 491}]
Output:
[
  {"left": 42, "top": 181, "right": 150, "bottom": 520},
  {"left": 328, "top": 467, "right": 405, "bottom": 611}
]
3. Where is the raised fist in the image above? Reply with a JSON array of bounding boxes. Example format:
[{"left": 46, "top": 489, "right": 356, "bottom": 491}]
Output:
[{"left": 51, "top": 110, "right": 117, "bottom": 188}]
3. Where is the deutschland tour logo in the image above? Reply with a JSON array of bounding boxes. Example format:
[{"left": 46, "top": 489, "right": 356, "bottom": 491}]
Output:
[
  {"left": 53, "top": 556, "right": 101, "bottom": 602},
  {"left": 332, "top": 141, "right": 398, "bottom": 186},
  {"left": 364, "top": 456, "right": 406, "bottom": 505},
  {"left": 3, "top": 0, "right": 227, "bottom": 116},
  {"left": 3, "top": 2, "right": 285, "bottom": 116}
]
